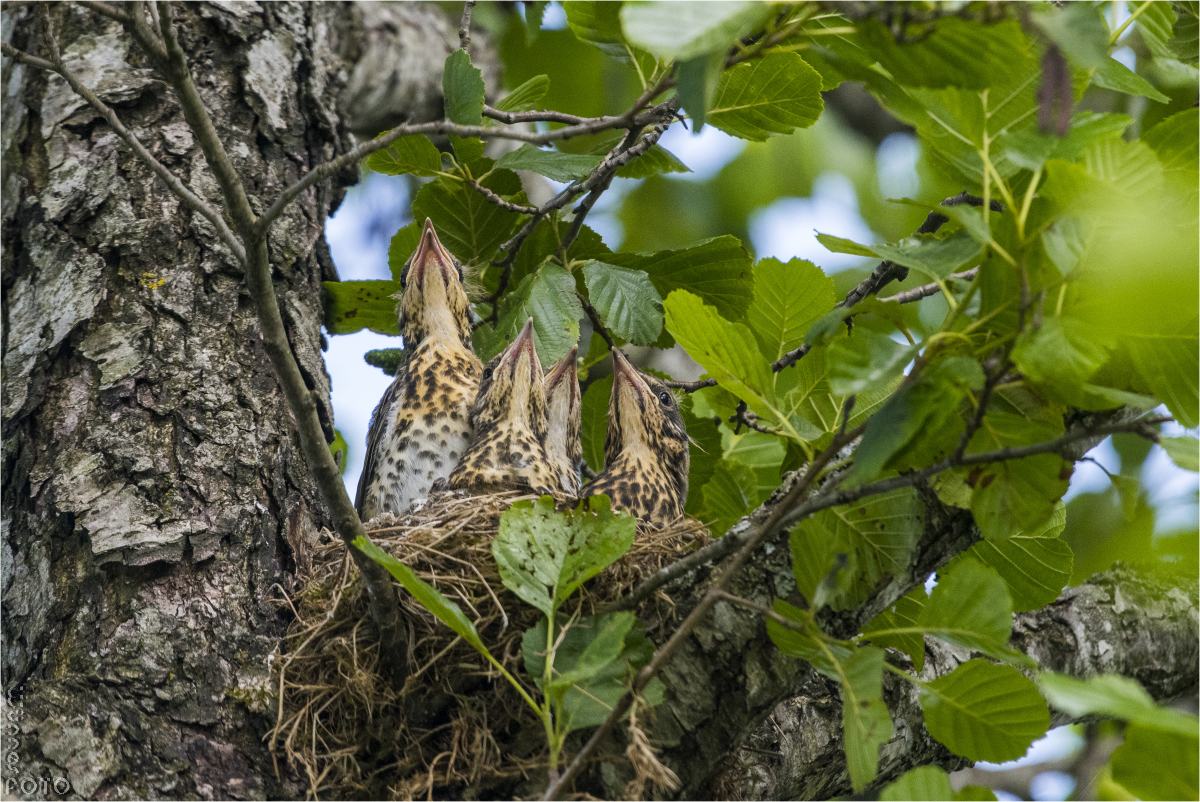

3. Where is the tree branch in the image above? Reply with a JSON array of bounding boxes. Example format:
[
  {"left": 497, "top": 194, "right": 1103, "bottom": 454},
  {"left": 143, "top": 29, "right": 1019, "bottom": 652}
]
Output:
[
  {"left": 881, "top": 267, "right": 979, "bottom": 304},
  {"left": 711, "top": 564, "right": 1199, "bottom": 800},
  {"left": 467, "top": 178, "right": 539, "bottom": 214},
  {"left": 457, "top": 0, "right": 475, "bottom": 51},
  {"left": 256, "top": 102, "right": 679, "bottom": 238},
  {"left": 134, "top": 1, "right": 411, "bottom": 682},
  {"left": 579, "top": 293, "right": 616, "bottom": 350}
]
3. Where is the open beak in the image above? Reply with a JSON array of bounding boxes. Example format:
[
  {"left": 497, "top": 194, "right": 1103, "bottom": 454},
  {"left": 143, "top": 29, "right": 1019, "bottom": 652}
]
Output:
[
  {"left": 502, "top": 317, "right": 541, "bottom": 376},
  {"left": 546, "top": 344, "right": 579, "bottom": 393},
  {"left": 410, "top": 217, "right": 456, "bottom": 288},
  {"left": 610, "top": 349, "right": 648, "bottom": 403}
]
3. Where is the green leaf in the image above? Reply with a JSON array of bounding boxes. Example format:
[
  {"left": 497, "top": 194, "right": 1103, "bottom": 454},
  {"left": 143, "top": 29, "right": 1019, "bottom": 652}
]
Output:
[
  {"left": 746, "top": 258, "right": 835, "bottom": 361},
  {"left": 862, "top": 586, "right": 927, "bottom": 672},
  {"left": 880, "top": 766, "right": 954, "bottom": 802},
  {"left": 846, "top": 356, "right": 983, "bottom": 485},
  {"left": 664, "top": 290, "right": 775, "bottom": 418},
  {"left": 580, "top": 376, "right": 612, "bottom": 474},
  {"left": 953, "top": 786, "right": 998, "bottom": 801},
  {"left": 364, "top": 348, "right": 404, "bottom": 376},
  {"left": 581, "top": 261, "right": 664, "bottom": 346},
  {"left": 766, "top": 599, "right": 853, "bottom": 678},
  {"left": 708, "top": 52, "right": 825, "bottom": 141},
  {"left": 495, "top": 143, "right": 605, "bottom": 182},
  {"left": 388, "top": 221, "right": 422, "bottom": 282},
  {"left": 841, "top": 646, "right": 892, "bottom": 792},
  {"left": 967, "top": 503, "right": 1072, "bottom": 612},
  {"left": 492, "top": 496, "right": 637, "bottom": 619},
  {"left": 1124, "top": 326, "right": 1199, "bottom": 429},
  {"left": 918, "top": 556, "right": 1033, "bottom": 665},
  {"left": 700, "top": 458, "right": 759, "bottom": 535},
  {"left": 1111, "top": 725, "right": 1200, "bottom": 801},
  {"left": 919, "top": 659, "right": 1050, "bottom": 762},
  {"left": 564, "top": 1, "right": 631, "bottom": 59},
  {"left": 1012, "top": 317, "right": 1109, "bottom": 406},
  {"left": 870, "top": 229, "right": 984, "bottom": 282},
  {"left": 443, "top": 49, "right": 485, "bottom": 125},
  {"left": 480, "top": 264, "right": 583, "bottom": 364},
  {"left": 494, "top": 74, "right": 551, "bottom": 113},
  {"left": 789, "top": 488, "right": 923, "bottom": 611},
  {"left": 355, "top": 535, "right": 489, "bottom": 654},
  {"left": 365, "top": 135, "right": 444, "bottom": 177},
  {"left": 676, "top": 49, "right": 726, "bottom": 131},
  {"left": 523, "top": 1, "right": 548, "bottom": 45},
  {"left": 1138, "top": 0, "right": 1180, "bottom": 61},
  {"left": 681, "top": 395, "right": 723, "bottom": 517},
  {"left": 860, "top": 17, "right": 1033, "bottom": 89},
  {"left": 614, "top": 144, "right": 691, "bottom": 179},
  {"left": 330, "top": 429, "right": 348, "bottom": 474},
  {"left": 619, "top": 1, "right": 771, "bottom": 61},
  {"left": 1037, "top": 673, "right": 1200, "bottom": 737},
  {"left": 1033, "top": 4, "right": 1109, "bottom": 69},
  {"left": 1162, "top": 436, "right": 1199, "bottom": 472},
  {"left": 323, "top": 280, "right": 400, "bottom": 336},
  {"left": 827, "top": 329, "right": 917, "bottom": 397},
  {"left": 1144, "top": 108, "right": 1200, "bottom": 200},
  {"left": 1172, "top": 1, "right": 1199, "bottom": 64},
  {"left": 966, "top": 411, "right": 1071, "bottom": 541},
  {"left": 1092, "top": 56, "right": 1171, "bottom": 103},
  {"left": 998, "top": 111, "right": 1132, "bottom": 172},
  {"left": 522, "top": 612, "right": 658, "bottom": 733},
  {"left": 816, "top": 232, "right": 879, "bottom": 258},
  {"left": 606, "top": 235, "right": 755, "bottom": 320},
  {"left": 411, "top": 167, "right": 523, "bottom": 266}
]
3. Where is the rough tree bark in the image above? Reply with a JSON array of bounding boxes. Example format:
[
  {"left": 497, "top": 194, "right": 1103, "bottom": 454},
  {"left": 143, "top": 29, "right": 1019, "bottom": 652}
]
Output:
[
  {"left": 1, "top": 4, "right": 1195, "bottom": 802},
  {"left": 0, "top": 3, "right": 479, "bottom": 798}
]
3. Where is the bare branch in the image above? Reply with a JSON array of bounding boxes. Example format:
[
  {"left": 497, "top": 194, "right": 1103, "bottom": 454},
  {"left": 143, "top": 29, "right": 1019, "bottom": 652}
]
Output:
[
  {"left": 468, "top": 178, "right": 539, "bottom": 214},
  {"left": 457, "top": 0, "right": 475, "bottom": 50},
  {"left": 1, "top": 37, "right": 244, "bottom": 261},
  {"left": 881, "top": 267, "right": 979, "bottom": 304},
  {"left": 579, "top": 293, "right": 616, "bottom": 350},
  {"left": 256, "top": 102, "right": 678, "bottom": 238}
]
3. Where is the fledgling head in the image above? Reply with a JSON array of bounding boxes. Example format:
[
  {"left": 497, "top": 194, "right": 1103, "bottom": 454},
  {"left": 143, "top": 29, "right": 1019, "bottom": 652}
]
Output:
[
  {"left": 470, "top": 318, "right": 548, "bottom": 438},
  {"left": 397, "top": 218, "right": 474, "bottom": 347},
  {"left": 604, "top": 350, "right": 689, "bottom": 499},
  {"left": 545, "top": 345, "right": 582, "bottom": 491}
]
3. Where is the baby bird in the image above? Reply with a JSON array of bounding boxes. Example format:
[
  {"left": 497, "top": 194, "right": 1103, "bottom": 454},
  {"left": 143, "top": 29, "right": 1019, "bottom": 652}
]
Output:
[
  {"left": 355, "top": 218, "right": 482, "bottom": 520},
  {"left": 448, "top": 318, "right": 560, "bottom": 496},
  {"left": 544, "top": 345, "right": 582, "bottom": 496},
  {"left": 585, "top": 350, "right": 689, "bottom": 524}
]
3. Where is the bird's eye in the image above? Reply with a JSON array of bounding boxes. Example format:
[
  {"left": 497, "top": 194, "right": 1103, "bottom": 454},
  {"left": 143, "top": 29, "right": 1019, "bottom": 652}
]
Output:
[
  {"left": 483, "top": 367, "right": 493, "bottom": 380},
  {"left": 658, "top": 391, "right": 672, "bottom": 406},
  {"left": 456, "top": 265, "right": 464, "bottom": 281},
  {"left": 399, "top": 266, "right": 409, "bottom": 288}
]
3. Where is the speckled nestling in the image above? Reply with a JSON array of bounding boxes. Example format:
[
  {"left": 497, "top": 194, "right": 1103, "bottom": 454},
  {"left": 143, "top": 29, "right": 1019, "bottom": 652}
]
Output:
[
  {"left": 585, "top": 349, "right": 689, "bottom": 524},
  {"left": 355, "top": 218, "right": 482, "bottom": 521},
  {"left": 544, "top": 345, "right": 582, "bottom": 496},
  {"left": 448, "top": 318, "right": 561, "bottom": 496}
]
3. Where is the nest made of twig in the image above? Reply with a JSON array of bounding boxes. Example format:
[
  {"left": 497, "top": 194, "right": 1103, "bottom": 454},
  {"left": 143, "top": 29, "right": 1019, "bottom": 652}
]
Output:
[{"left": 267, "top": 489, "right": 711, "bottom": 801}]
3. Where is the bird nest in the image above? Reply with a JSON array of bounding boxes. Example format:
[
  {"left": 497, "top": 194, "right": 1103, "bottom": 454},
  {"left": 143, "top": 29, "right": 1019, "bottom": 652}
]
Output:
[{"left": 267, "top": 489, "right": 711, "bottom": 800}]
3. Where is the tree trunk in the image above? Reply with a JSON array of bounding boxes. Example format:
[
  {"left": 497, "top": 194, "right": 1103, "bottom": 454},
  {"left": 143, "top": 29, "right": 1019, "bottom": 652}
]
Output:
[{"left": 2, "top": 3, "right": 377, "bottom": 796}]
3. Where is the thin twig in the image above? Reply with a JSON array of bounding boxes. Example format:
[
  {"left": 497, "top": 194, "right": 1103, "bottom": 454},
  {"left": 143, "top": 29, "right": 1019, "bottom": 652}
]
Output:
[
  {"left": 579, "top": 293, "right": 615, "bottom": 350},
  {"left": 457, "top": 0, "right": 475, "bottom": 50},
  {"left": 480, "top": 113, "right": 676, "bottom": 326},
  {"left": 468, "top": 179, "right": 539, "bottom": 214},
  {"left": 605, "top": 412, "right": 1168, "bottom": 617},
  {"left": 556, "top": 127, "right": 643, "bottom": 261},
  {"left": 881, "top": 267, "right": 979, "bottom": 304},
  {"left": 256, "top": 102, "right": 678, "bottom": 238}
]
